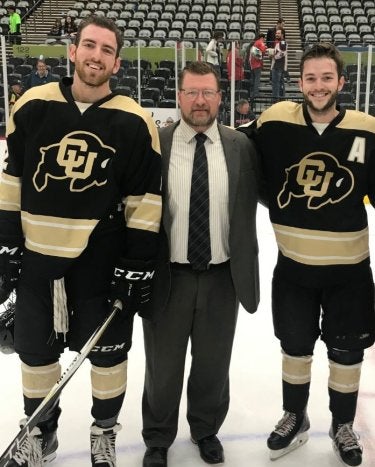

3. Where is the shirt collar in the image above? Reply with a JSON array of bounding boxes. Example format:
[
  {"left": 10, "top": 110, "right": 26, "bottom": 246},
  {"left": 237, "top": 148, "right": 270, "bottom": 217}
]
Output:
[{"left": 179, "top": 118, "right": 220, "bottom": 145}]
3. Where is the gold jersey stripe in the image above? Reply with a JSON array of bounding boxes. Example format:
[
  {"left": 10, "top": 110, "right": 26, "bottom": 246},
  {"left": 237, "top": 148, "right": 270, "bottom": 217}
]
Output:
[
  {"left": 124, "top": 193, "right": 161, "bottom": 233},
  {"left": 99, "top": 95, "right": 161, "bottom": 155},
  {"left": 273, "top": 223, "right": 369, "bottom": 266},
  {"left": 0, "top": 173, "right": 21, "bottom": 211},
  {"left": 8, "top": 83, "right": 66, "bottom": 137},
  {"left": 22, "top": 211, "right": 98, "bottom": 258}
]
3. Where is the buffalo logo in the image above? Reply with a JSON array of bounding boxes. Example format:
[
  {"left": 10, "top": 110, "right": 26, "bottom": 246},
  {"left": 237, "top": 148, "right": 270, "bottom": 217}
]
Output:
[
  {"left": 277, "top": 152, "right": 354, "bottom": 209},
  {"left": 33, "top": 131, "right": 115, "bottom": 192}
]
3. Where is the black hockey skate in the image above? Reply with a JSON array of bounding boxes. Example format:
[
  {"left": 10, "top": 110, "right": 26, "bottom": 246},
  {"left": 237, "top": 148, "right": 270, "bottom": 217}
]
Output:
[
  {"left": 329, "top": 419, "right": 362, "bottom": 466},
  {"left": 6, "top": 412, "right": 60, "bottom": 466},
  {"left": 267, "top": 410, "right": 310, "bottom": 460},
  {"left": 90, "top": 423, "right": 122, "bottom": 467}
]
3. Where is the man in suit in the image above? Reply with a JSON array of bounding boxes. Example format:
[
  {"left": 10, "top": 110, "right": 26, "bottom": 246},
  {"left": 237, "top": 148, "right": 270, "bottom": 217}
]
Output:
[{"left": 142, "top": 61, "right": 260, "bottom": 467}]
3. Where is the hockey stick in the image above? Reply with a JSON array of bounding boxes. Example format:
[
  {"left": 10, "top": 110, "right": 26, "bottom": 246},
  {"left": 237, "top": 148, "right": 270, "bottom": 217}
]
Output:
[{"left": 0, "top": 299, "right": 123, "bottom": 467}]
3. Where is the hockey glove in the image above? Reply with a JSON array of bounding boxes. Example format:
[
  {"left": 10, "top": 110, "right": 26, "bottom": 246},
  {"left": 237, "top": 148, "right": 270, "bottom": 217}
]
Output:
[
  {"left": 0, "top": 242, "right": 22, "bottom": 304},
  {"left": 0, "top": 300, "right": 15, "bottom": 354},
  {"left": 110, "top": 258, "right": 156, "bottom": 315}
]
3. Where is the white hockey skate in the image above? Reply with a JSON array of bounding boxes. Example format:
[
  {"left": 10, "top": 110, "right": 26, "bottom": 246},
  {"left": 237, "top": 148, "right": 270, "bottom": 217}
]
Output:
[{"left": 267, "top": 410, "right": 310, "bottom": 460}]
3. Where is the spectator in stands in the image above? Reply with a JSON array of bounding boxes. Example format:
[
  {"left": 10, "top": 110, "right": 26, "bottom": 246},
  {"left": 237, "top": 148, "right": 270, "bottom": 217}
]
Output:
[
  {"left": 266, "top": 18, "right": 285, "bottom": 82},
  {"left": 234, "top": 99, "right": 256, "bottom": 127},
  {"left": 9, "top": 78, "right": 23, "bottom": 113},
  {"left": 266, "top": 18, "right": 285, "bottom": 48},
  {"left": 249, "top": 33, "right": 268, "bottom": 100},
  {"left": 7, "top": 6, "right": 21, "bottom": 45},
  {"left": 226, "top": 41, "right": 244, "bottom": 89},
  {"left": 25, "top": 59, "right": 56, "bottom": 89},
  {"left": 48, "top": 18, "right": 63, "bottom": 37},
  {"left": 205, "top": 31, "right": 224, "bottom": 77},
  {"left": 62, "top": 15, "right": 77, "bottom": 42},
  {"left": 163, "top": 116, "right": 174, "bottom": 127},
  {"left": 271, "top": 28, "right": 288, "bottom": 102}
]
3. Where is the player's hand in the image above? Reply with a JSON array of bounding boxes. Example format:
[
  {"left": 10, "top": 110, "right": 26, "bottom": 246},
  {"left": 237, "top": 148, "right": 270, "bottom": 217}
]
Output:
[
  {"left": 109, "top": 259, "right": 155, "bottom": 315},
  {"left": 0, "top": 244, "right": 22, "bottom": 304}
]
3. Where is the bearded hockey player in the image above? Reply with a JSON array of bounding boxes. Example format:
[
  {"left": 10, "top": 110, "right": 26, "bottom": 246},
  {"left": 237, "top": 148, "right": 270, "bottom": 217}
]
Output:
[
  {"left": 0, "top": 15, "right": 161, "bottom": 467},
  {"left": 239, "top": 42, "right": 375, "bottom": 466}
]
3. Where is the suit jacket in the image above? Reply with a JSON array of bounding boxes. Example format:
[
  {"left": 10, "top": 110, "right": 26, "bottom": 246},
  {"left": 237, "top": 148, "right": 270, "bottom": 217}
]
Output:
[{"left": 151, "top": 121, "right": 260, "bottom": 319}]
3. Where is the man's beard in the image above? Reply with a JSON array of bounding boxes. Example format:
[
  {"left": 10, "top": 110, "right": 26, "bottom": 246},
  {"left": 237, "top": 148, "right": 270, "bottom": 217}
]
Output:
[
  {"left": 74, "top": 62, "right": 112, "bottom": 88},
  {"left": 304, "top": 90, "right": 338, "bottom": 114},
  {"left": 181, "top": 108, "right": 216, "bottom": 129}
]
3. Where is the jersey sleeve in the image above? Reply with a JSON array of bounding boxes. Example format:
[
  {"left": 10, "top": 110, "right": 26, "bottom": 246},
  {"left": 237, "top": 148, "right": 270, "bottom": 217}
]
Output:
[
  {"left": 121, "top": 111, "right": 162, "bottom": 262},
  {"left": 0, "top": 102, "right": 25, "bottom": 244}
]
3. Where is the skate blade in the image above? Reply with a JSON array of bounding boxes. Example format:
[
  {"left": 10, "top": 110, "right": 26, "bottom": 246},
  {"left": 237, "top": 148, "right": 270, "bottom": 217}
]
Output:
[
  {"left": 269, "top": 431, "right": 309, "bottom": 461},
  {"left": 43, "top": 451, "right": 57, "bottom": 464}
]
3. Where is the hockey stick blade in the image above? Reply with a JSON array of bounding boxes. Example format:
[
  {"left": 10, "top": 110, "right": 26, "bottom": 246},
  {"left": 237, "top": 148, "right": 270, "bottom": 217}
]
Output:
[{"left": 0, "top": 299, "right": 123, "bottom": 467}]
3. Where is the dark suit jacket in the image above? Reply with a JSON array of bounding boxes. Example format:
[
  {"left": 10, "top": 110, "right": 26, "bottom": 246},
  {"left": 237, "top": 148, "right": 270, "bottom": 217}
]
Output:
[{"left": 151, "top": 121, "right": 260, "bottom": 320}]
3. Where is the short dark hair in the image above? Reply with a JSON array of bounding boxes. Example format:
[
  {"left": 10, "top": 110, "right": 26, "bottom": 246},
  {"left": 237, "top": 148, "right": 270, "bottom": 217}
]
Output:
[
  {"left": 300, "top": 42, "right": 344, "bottom": 78},
  {"left": 178, "top": 61, "right": 220, "bottom": 91},
  {"left": 75, "top": 16, "right": 124, "bottom": 57},
  {"left": 213, "top": 31, "right": 224, "bottom": 40}
]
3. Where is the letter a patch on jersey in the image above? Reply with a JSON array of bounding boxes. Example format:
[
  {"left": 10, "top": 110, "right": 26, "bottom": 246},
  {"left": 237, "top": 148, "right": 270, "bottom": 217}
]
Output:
[{"left": 347, "top": 137, "right": 365, "bottom": 164}]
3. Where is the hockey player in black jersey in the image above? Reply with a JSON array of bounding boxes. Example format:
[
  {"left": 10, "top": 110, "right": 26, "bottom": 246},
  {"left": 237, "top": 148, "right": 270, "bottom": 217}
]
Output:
[
  {"left": 239, "top": 43, "right": 375, "bottom": 466},
  {"left": 0, "top": 16, "right": 162, "bottom": 467}
]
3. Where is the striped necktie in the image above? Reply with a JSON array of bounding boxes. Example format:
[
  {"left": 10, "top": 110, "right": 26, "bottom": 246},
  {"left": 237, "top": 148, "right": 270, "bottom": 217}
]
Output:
[{"left": 187, "top": 133, "right": 211, "bottom": 270}]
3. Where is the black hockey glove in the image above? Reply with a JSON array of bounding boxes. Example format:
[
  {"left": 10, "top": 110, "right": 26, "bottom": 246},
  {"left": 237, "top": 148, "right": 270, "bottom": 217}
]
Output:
[
  {"left": 0, "top": 242, "right": 22, "bottom": 305},
  {"left": 0, "top": 300, "right": 15, "bottom": 354},
  {"left": 110, "top": 258, "right": 156, "bottom": 316}
]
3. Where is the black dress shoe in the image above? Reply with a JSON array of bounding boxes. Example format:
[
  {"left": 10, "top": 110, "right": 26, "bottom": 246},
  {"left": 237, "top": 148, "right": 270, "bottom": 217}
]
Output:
[
  {"left": 143, "top": 447, "right": 168, "bottom": 467},
  {"left": 192, "top": 435, "right": 224, "bottom": 464}
]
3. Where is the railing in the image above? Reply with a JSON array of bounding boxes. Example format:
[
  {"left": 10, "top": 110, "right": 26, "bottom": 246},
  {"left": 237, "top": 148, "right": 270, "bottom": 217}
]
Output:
[{"left": 0, "top": 41, "right": 375, "bottom": 133}]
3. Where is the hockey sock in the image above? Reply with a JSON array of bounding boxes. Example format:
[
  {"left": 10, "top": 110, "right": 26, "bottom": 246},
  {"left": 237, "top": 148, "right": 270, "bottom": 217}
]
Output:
[
  {"left": 328, "top": 360, "right": 362, "bottom": 423},
  {"left": 21, "top": 361, "right": 61, "bottom": 416},
  {"left": 91, "top": 360, "right": 127, "bottom": 421},
  {"left": 282, "top": 352, "right": 312, "bottom": 413}
]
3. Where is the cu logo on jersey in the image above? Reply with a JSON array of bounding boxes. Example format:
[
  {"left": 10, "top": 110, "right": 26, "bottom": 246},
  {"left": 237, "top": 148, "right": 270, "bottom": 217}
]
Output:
[
  {"left": 277, "top": 152, "right": 354, "bottom": 210},
  {"left": 32, "top": 131, "right": 116, "bottom": 192}
]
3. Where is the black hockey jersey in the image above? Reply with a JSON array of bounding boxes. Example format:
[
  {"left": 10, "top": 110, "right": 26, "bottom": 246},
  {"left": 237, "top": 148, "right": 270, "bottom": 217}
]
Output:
[
  {"left": 0, "top": 79, "right": 162, "bottom": 277},
  {"left": 241, "top": 101, "right": 375, "bottom": 286}
]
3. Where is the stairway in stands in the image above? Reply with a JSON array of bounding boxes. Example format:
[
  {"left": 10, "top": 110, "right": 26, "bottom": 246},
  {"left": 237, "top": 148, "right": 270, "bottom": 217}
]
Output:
[
  {"left": 258, "top": 0, "right": 303, "bottom": 90},
  {"left": 21, "top": 0, "right": 76, "bottom": 44}
]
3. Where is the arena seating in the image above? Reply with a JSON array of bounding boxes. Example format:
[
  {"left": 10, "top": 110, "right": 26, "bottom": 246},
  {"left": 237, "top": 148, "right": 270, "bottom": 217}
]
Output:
[
  {"left": 299, "top": 0, "right": 375, "bottom": 46},
  {"left": 2, "top": 0, "right": 375, "bottom": 116}
]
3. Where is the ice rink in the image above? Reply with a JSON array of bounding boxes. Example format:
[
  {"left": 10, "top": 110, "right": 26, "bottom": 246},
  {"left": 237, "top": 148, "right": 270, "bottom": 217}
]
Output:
[{"left": 1, "top": 204, "right": 374, "bottom": 466}]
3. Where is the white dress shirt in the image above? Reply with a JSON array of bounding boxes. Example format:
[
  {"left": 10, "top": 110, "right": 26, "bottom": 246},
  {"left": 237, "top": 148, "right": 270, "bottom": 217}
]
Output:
[{"left": 168, "top": 119, "right": 230, "bottom": 265}]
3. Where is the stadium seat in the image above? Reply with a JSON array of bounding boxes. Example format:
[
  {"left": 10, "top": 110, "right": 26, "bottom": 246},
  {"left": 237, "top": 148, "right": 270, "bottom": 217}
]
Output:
[
  {"left": 141, "top": 99, "right": 155, "bottom": 108},
  {"left": 158, "top": 99, "right": 177, "bottom": 108},
  {"left": 148, "top": 76, "right": 166, "bottom": 91},
  {"left": 142, "top": 87, "right": 161, "bottom": 105}
]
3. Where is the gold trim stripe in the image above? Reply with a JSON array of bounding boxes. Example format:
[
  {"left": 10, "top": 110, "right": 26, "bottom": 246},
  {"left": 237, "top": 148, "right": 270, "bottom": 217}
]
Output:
[
  {"left": 124, "top": 193, "right": 161, "bottom": 233},
  {"left": 99, "top": 95, "right": 161, "bottom": 154},
  {"left": 22, "top": 211, "right": 98, "bottom": 258},
  {"left": 0, "top": 173, "right": 21, "bottom": 211},
  {"left": 22, "top": 362, "right": 61, "bottom": 399},
  {"left": 273, "top": 223, "right": 369, "bottom": 266},
  {"left": 282, "top": 353, "right": 312, "bottom": 385},
  {"left": 91, "top": 361, "right": 127, "bottom": 401},
  {"left": 328, "top": 361, "right": 362, "bottom": 393}
]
